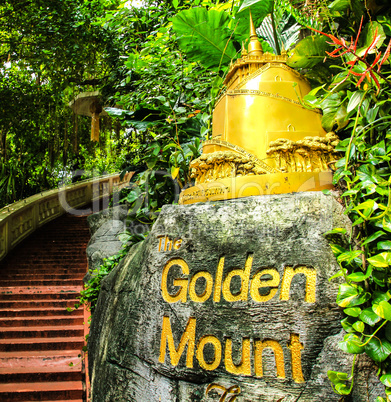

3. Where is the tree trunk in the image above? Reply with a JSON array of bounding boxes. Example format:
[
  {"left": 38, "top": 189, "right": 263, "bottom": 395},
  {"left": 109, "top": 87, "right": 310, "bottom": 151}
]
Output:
[{"left": 0, "top": 126, "right": 8, "bottom": 161}]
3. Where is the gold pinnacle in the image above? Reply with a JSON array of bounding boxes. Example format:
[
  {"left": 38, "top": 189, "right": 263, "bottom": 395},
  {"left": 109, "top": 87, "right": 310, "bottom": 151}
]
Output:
[
  {"left": 241, "top": 42, "right": 248, "bottom": 57},
  {"left": 248, "top": 10, "right": 263, "bottom": 56}
]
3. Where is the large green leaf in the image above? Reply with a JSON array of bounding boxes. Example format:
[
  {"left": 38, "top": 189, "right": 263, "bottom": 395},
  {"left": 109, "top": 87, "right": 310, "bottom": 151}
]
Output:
[
  {"left": 357, "top": 22, "right": 386, "bottom": 57},
  {"left": 336, "top": 283, "right": 370, "bottom": 307},
  {"left": 339, "top": 333, "right": 365, "bottom": 354},
  {"left": 373, "top": 300, "right": 391, "bottom": 321},
  {"left": 359, "top": 308, "right": 381, "bottom": 326},
  {"left": 380, "top": 374, "right": 391, "bottom": 387},
  {"left": 287, "top": 35, "right": 332, "bottom": 69},
  {"left": 172, "top": 8, "right": 238, "bottom": 70},
  {"left": 257, "top": 13, "right": 300, "bottom": 53},
  {"left": 238, "top": 0, "right": 273, "bottom": 17},
  {"left": 328, "top": 0, "right": 350, "bottom": 12},
  {"left": 367, "top": 252, "right": 391, "bottom": 268},
  {"left": 233, "top": 0, "right": 274, "bottom": 45},
  {"left": 344, "top": 307, "right": 361, "bottom": 317},
  {"left": 239, "top": 0, "right": 273, "bottom": 11},
  {"left": 365, "top": 337, "right": 391, "bottom": 362}
]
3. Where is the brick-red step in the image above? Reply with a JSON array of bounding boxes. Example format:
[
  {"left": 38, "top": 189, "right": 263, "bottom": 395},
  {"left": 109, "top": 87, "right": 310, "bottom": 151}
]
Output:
[
  {"left": 0, "top": 371, "right": 83, "bottom": 384},
  {"left": 0, "top": 337, "right": 85, "bottom": 352},
  {"left": 0, "top": 299, "right": 79, "bottom": 309},
  {"left": 0, "top": 279, "right": 83, "bottom": 286},
  {"left": 0, "top": 325, "right": 84, "bottom": 339},
  {"left": 0, "top": 307, "right": 83, "bottom": 317},
  {"left": 0, "top": 274, "right": 85, "bottom": 280},
  {"left": 0, "top": 381, "right": 84, "bottom": 401}
]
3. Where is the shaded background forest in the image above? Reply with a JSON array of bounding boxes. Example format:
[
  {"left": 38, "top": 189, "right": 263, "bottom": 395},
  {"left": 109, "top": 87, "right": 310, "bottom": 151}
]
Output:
[{"left": 0, "top": 0, "right": 214, "bottom": 208}]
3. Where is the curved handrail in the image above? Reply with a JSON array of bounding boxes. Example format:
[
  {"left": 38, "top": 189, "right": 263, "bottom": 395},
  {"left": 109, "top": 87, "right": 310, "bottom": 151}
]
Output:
[{"left": 0, "top": 172, "right": 133, "bottom": 262}]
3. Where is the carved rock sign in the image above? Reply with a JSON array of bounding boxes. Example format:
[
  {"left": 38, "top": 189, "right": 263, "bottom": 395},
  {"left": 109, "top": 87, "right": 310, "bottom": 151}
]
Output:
[{"left": 89, "top": 193, "right": 355, "bottom": 401}]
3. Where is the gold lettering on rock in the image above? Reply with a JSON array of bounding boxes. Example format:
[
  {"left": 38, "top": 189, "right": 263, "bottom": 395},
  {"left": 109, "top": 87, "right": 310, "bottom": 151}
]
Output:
[
  {"left": 250, "top": 268, "right": 280, "bottom": 302},
  {"left": 157, "top": 235, "right": 183, "bottom": 252},
  {"left": 161, "top": 258, "right": 189, "bottom": 303},
  {"left": 159, "top": 316, "right": 305, "bottom": 382},
  {"left": 196, "top": 335, "right": 222, "bottom": 371},
  {"left": 164, "top": 236, "right": 173, "bottom": 251},
  {"left": 254, "top": 339, "right": 285, "bottom": 379},
  {"left": 173, "top": 239, "right": 183, "bottom": 249},
  {"left": 222, "top": 254, "right": 253, "bottom": 302},
  {"left": 159, "top": 316, "right": 196, "bottom": 367},
  {"left": 224, "top": 338, "right": 251, "bottom": 376},
  {"left": 213, "top": 256, "right": 225, "bottom": 302},
  {"left": 288, "top": 333, "right": 305, "bottom": 383},
  {"left": 205, "top": 383, "right": 241, "bottom": 402},
  {"left": 189, "top": 271, "right": 214, "bottom": 303},
  {"left": 161, "top": 257, "right": 317, "bottom": 304},
  {"left": 280, "top": 266, "right": 316, "bottom": 303},
  {"left": 157, "top": 235, "right": 165, "bottom": 252}
]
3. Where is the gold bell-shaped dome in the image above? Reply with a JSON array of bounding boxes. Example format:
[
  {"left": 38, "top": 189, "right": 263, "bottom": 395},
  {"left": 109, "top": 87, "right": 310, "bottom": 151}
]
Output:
[{"left": 179, "top": 15, "right": 338, "bottom": 205}]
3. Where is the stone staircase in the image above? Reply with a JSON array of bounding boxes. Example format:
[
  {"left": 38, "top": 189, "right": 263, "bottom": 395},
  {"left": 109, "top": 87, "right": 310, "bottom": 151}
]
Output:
[{"left": 0, "top": 214, "right": 90, "bottom": 401}]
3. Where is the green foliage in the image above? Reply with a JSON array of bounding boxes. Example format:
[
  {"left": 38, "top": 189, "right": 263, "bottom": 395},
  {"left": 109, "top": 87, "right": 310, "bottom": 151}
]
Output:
[
  {"left": 78, "top": 232, "right": 147, "bottom": 313},
  {"left": 0, "top": 0, "right": 119, "bottom": 85},
  {"left": 257, "top": 6, "right": 301, "bottom": 54},
  {"left": 172, "top": 0, "right": 310, "bottom": 71},
  {"left": 172, "top": 8, "right": 238, "bottom": 69},
  {"left": 287, "top": 35, "right": 331, "bottom": 68},
  {"left": 0, "top": 0, "right": 129, "bottom": 208},
  {"left": 76, "top": 1, "right": 218, "bottom": 314},
  {"left": 288, "top": 0, "right": 391, "bottom": 397}
]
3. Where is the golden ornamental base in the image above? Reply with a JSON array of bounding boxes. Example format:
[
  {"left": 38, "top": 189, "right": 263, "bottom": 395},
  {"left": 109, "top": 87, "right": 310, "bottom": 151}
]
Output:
[{"left": 178, "top": 172, "right": 334, "bottom": 205}]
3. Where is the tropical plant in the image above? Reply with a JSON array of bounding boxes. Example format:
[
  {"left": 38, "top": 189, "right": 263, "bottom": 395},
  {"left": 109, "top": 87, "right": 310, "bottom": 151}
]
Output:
[
  {"left": 77, "top": 231, "right": 147, "bottom": 313},
  {"left": 0, "top": 0, "right": 129, "bottom": 208},
  {"left": 284, "top": 0, "right": 391, "bottom": 397}
]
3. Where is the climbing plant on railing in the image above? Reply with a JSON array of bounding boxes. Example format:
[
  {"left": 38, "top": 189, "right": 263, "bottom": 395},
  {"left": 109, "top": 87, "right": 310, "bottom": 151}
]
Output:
[{"left": 296, "top": 8, "right": 391, "bottom": 399}]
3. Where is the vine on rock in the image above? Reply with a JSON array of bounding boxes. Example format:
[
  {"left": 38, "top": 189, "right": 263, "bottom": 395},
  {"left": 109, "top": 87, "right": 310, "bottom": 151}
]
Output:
[{"left": 303, "top": 10, "right": 391, "bottom": 399}]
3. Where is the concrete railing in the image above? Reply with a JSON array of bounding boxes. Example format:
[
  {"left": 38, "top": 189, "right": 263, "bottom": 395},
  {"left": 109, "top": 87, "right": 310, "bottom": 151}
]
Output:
[{"left": 0, "top": 172, "right": 133, "bottom": 262}]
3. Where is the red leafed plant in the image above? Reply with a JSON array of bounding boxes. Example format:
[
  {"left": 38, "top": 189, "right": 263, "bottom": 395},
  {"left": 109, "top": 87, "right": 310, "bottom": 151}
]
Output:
[{"left": 311, "top": 17, "right": 391, "bottom": 92}]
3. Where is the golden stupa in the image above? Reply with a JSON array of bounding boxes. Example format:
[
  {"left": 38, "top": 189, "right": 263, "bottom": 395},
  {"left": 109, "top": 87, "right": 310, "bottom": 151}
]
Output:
[{"left": 179, "top": 15, "right": 338, "bottom": 205}]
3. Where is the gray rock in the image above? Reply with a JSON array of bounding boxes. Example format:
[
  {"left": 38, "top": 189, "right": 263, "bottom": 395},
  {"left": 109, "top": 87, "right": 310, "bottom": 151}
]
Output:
[
  {"left": 85, "top": 207, "right": 127, "bottom": 281},
  {"left": 304, "top": 330, "right": 386, "bottom": 401},
  {"left": 85, "top": 206, "right": 149, "bottom": 277},
  {"left": 87, "top": 205, "right": 128, "bottom": 236},
  {"left": 88, "top": 192, "right": 385, "bottom": 401}
]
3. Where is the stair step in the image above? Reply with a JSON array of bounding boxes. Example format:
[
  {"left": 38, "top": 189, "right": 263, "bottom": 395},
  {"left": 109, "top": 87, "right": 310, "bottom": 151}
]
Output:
[
  {"left": 0, "top": 286, "right": 81, "bottom": 295},
  {"left": 0, "top": 308, "right": 83, "bottom": 317},
  {"left": 0, "top": 370, "right": 83, "bottom": 384},
  {"left": 0, "top": 325, "right": 84, "bottom": 339},
  {"left": 0, "top": 360, "right": 82, "bottom": 373},
  {"left": 5, "top": 261, "right": 88, "bottom": 266},
  {"left": 0, "top": 300, "right": 79, "bottom": 308},
  {"left": 0, "top": 293, "right": 80, "bottom": 301},
  {"left": 0, "top": 337, "right": 84, "bottom": 352},
  {"left": 7, "top": 251, "right": 88, "bottom": 256},
  {"left": 0, "top": 350, "right": 83, "bottom": 360},
  {"left": 0, "top": 279, "right": 83, "bottom": 287},
  {"left": 0, "top": 274, "right": 84, "bottom": 280},
  {"left": 1, "top": 264, "right": 87, "bottom": 270},
  {"left": 22, "top": 399, "right": 85, "bottom": 402},
  {"left": 0, "top": 381, "right": 84, "bottom": 401},
  {"left": 0, "top": 316, "right": 84, "bottom": 327}
]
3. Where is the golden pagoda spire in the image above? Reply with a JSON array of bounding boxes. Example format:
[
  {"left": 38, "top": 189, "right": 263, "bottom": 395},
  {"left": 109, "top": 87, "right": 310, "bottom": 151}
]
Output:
[
  {"left": 241, "top": 41, "right": 248, "bottom": 57},
  {"left": 248, "top": 10, "right": 263, "bottom": 56}
]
